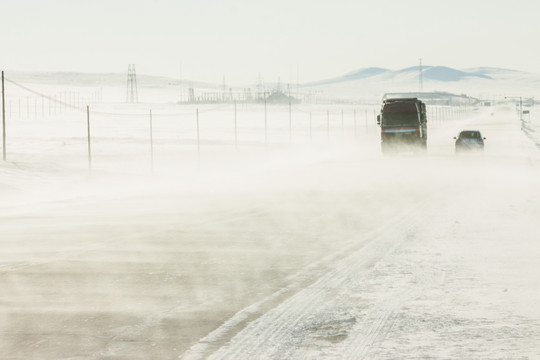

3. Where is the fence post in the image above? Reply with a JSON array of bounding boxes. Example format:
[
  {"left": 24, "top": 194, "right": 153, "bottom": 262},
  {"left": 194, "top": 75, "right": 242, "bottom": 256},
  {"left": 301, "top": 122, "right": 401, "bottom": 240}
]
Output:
[
  {"left": 234, "top": 100, "right": 238, "bottom": 150},
  {"left": 2, "top": 71, "right": 6, "bottom": 161},
  {"left": 289, "top": 101, "right": 292, "bottom": 144},
  {"left": 341, "top": 110, "right": 344, "bottom": 140},
  {"left": 354, "top": 109, "right": 357, "bottom": 138},
  {"left": 309, "top": 112, "right": 312, "bottom": 143},
  {"left": 326, "top": 111, "right": 330, "bottom": 142},
  {"left": 86, "top": 105, "right": 91, "bottom": 170},
  {"left": 196, "top": 108, "right": 200, "bottom": 165},
  {"left": 365, "top": 109, "right": 368, "bottom": 133},
  {"left": 149, "top": 109, "right": 154, "bottom": 170}
]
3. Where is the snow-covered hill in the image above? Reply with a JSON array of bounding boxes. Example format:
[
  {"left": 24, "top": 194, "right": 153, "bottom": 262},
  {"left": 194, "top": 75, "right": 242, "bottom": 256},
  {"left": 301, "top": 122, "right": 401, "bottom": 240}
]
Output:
[
  {"left": 4, "top": 65, "right": 540, "bottom": 103},
  {"left": 302, "top": 66, "right": 540, "bottom": 100},
  {"left": 308, "top": 66, "right": 493, "bottom": 86}
]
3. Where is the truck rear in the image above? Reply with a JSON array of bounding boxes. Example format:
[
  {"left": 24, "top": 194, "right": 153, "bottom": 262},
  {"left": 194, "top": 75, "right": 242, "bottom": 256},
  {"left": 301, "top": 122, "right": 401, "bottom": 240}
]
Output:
[{"left": 376, "top": 97, "right": 427, "bottom": 154}]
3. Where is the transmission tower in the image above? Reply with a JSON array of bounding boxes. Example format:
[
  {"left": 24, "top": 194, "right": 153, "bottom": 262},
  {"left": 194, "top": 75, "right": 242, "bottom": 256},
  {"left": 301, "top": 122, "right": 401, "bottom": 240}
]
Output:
[
  {"left": 418, "top": 58, "right": 424, "bottom": 92},
  {"left": 126, "top": 64, "right": 138, "bottom": 103}
]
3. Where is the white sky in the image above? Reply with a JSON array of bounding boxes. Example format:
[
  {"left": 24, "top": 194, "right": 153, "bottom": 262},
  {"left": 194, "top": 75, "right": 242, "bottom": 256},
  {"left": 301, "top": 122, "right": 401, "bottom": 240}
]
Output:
[{"left": 2, "top": 0, "right": 539, "bottom": 85}]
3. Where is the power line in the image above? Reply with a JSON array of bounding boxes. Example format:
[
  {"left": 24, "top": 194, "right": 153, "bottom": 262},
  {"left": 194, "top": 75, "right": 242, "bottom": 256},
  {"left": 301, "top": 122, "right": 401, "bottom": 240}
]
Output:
[{"left": 5, "top": 77, "right": 84, "bottom": 111}]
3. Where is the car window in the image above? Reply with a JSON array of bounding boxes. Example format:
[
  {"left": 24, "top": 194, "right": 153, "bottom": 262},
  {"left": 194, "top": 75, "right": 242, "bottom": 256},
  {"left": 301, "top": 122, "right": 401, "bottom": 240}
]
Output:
[{"left": 460, "top": 131, "right": 480, "bottom": 138}]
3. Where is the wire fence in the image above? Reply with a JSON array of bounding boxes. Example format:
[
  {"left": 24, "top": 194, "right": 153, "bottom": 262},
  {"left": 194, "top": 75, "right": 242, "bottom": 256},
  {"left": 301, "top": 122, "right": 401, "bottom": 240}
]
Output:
[{"left": 0, "top": 73, "right": 479, "bottom": 173}]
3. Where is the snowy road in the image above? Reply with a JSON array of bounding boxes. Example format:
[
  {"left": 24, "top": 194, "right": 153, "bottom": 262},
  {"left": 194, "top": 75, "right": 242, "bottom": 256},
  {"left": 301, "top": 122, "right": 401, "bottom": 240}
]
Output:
[
  {"left": 197, "top": 166, "right": 540, "bottom": 360},
  {"left": 1, "top": 105, "right": 540, "bottom": 359},
  {"left": 180, "top": 108, "right": 540, "bottom": 359}
]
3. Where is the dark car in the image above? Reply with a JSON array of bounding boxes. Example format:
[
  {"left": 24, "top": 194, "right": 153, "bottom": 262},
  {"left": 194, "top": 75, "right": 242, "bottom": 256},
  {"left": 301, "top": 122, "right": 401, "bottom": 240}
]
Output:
[{"left": 454, "top": 130, "right": 485, "bottom": 152}]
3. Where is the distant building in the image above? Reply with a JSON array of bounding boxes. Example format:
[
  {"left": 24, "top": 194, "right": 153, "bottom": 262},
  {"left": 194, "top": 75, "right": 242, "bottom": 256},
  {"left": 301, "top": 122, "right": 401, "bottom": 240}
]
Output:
[{"left": 265, "top": 90, "right": 298, "bottom": 104}]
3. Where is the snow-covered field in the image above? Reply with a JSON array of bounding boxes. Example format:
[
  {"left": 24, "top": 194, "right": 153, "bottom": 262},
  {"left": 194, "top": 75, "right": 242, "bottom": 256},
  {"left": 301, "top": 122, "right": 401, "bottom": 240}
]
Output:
[{"left": 1, "top": 84, "right": 540, "bottom": 360}]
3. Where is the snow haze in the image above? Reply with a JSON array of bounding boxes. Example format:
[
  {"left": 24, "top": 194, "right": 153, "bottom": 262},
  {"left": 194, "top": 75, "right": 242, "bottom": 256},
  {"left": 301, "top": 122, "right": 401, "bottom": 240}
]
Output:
[{"left": 2, "top": 1, "right": 540, "bottom": 359}]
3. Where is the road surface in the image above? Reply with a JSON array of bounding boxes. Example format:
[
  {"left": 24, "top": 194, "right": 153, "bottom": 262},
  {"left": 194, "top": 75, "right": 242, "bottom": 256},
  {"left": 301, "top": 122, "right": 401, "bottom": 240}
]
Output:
[{"left": 1, "top": 106, "right": 540, "bottom": 359}]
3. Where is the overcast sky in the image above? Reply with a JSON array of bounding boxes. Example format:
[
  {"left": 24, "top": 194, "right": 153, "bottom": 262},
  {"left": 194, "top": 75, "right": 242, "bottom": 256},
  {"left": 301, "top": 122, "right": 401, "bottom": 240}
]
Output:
[{"left": 2, "top": 0, "right": 539, "bottom": 85}]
